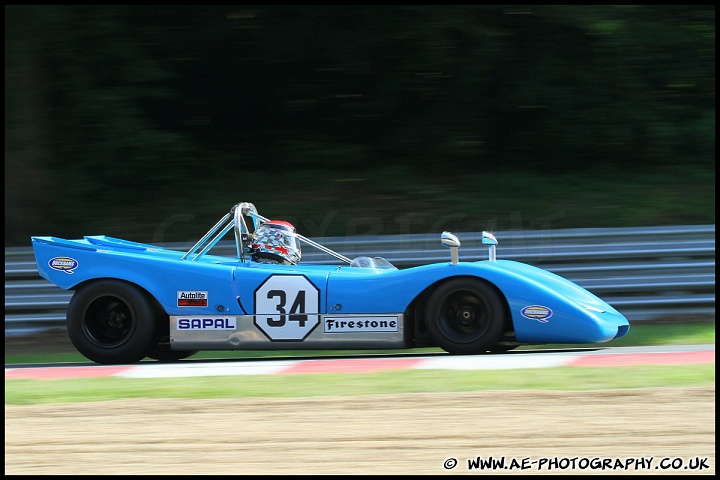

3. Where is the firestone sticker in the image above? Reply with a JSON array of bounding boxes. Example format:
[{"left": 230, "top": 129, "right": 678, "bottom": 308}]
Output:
[
  {"left": 521, "top": 305, "right": 553, "bottom": 323},
  {"left": 324, "top": 316, "right": 399, "bottom": 333},
  {"left": 48, "top": 257, "right": 78, "bottom": 274}
]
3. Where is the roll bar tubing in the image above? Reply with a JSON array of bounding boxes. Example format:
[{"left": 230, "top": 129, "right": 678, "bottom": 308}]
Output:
[{"left": 182, "top": 202, "right": 352, "bottom": 264}]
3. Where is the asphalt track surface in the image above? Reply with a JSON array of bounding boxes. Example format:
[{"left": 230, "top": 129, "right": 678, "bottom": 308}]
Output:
[{"left": 5, "top": 344, "right": 715, "bottom": 380}]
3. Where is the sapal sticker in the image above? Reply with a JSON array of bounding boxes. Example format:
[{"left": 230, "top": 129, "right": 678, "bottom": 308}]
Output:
[
  {"left": 177, "top": 291, "right": 208, "bottom": 307},
  {"left": 48, "top": 257, "right": 78, "bottom": 274},
  {"left": 521, "top": 305, "right": 553, "bottom": 323},
  {"left": 176, "top": 317, "right": 237, "bottom": 330}
]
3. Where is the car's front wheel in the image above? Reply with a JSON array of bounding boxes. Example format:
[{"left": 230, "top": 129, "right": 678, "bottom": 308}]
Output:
[
  {"left": 66, "top": 280, "right": 159, "bottom": 364},
  {"left": 424, "top": 278, "right": 506, "bottom": 355}
]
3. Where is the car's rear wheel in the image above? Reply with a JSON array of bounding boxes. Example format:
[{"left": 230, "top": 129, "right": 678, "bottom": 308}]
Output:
[
  {"left": 424, "top": 278, "right": 506, "bottom": 355},
  {"left": 66, "top": 280, "right": 159, "bottom": 364}
]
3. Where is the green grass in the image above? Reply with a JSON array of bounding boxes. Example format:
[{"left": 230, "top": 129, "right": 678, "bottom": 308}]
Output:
[
  {"left": 4, "top": 365, "right": 715, "bottom": 406},
  {"left": 4, "top": 322, "right": 715, "bottom": 405}
]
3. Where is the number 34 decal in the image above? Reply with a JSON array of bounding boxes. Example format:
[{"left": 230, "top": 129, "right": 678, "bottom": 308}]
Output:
[{"left": 254, "top": 274, "right": 320, "bottom": 341}]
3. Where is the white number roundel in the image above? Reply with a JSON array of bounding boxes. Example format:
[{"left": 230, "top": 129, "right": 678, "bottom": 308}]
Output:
[{"left": 254, "top": 274, "right": 321, "bottom": 341}]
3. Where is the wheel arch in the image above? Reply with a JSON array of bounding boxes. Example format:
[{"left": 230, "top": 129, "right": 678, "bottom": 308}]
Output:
[
  {"left": 66, "top": 277, "right": 168, "bottom": 364},
  {"left": 71, "top": 277, "right": 169, "bottom": 329},
  {"left": 405, "top": 274, "right": 515, "bottom": 348}
]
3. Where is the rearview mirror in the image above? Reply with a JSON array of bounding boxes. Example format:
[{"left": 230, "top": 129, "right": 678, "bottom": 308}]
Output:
[
  {"left": 441, "top": 232, "right": 460, "bottom": 265},
  {"left": 441, "top": 231, "right": 461, "bottom": 248},
  {"left": 481, "top": 231, "right": 497, "bottom": 246},
  {"left": 481, "top": 231, "right": 498, "bottom": 261}
]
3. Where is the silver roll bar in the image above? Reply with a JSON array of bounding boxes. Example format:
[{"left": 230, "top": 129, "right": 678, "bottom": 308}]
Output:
[
  {"left": 184, "top": 202, "right": 353, "bottom": 264},
  {"left": 180, "top": 212, "right": 231, "bottom": 261}
]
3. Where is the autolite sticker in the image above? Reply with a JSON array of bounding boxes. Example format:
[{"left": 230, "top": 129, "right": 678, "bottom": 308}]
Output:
[
  {"left": 521, "top": 305, "right": 553, "bottom": 323},
  {"left": 48, "top": 257, "right": 78, "bottom": 274},
  {"left": 177, "top": 291, "right": 208, "bottom": 307}
]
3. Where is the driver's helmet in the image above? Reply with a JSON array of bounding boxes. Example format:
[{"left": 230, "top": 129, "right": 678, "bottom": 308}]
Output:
[{"left": 250, "top": 220, "right": 301, "bottom": 265}]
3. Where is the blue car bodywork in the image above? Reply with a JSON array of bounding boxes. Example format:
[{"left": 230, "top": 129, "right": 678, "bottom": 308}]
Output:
[{"left": 31, "top": 202, "right": 629, "bottom": 364}]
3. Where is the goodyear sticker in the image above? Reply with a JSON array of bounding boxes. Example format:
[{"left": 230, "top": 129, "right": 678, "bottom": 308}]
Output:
[
  {"left": 48, "top": 257, "right": 78, "bottom": 274},
  {"left": 521, "top": 305, "right": 553, "bottom": 323}
]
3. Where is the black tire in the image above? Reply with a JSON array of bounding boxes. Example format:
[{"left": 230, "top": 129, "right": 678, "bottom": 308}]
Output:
[
  {"left": 147, "top": 343, "right": 198, "bottom": 362},
  {"left": 66, "top": 280, "right": 159, "bottom": 364},
  {"left": 424, "top": 278, "right": 506, "bottom": 355},
  {"left": 145, "top": 303, "right": 197, "bottom": 361},
  {"left": 490, "top": 344, "right": 519, "bottom": 353}
]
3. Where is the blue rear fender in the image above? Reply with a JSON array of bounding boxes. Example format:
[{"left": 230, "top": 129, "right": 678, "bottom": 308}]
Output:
[{"left": 32, "top": 236, "right": 241, "bottom": 316}]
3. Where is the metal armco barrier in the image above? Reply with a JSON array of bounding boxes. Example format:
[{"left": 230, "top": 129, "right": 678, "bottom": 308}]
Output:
[{"left": 5, "top": 225, "right": 715, "bottom": 336}]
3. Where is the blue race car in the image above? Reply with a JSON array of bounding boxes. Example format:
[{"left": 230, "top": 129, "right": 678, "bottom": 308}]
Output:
[{"left": 31, "top": 202, "right": 629, "bottom": 364}]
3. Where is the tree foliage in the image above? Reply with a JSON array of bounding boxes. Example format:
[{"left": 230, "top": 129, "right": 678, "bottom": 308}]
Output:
[{"left": 5, "top": 6, "right": 715, "bottom": 243}]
